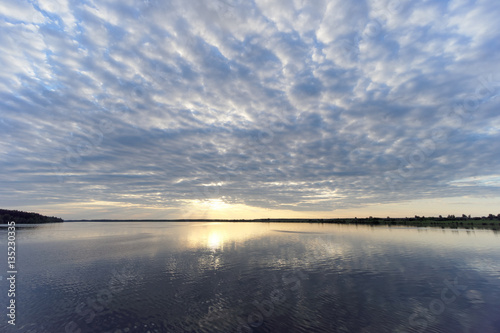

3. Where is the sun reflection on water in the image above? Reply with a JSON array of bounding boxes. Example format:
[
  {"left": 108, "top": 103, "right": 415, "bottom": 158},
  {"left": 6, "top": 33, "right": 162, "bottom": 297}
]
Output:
[{"left": 207, "top": 232, "right": 223, "bottom": 250}]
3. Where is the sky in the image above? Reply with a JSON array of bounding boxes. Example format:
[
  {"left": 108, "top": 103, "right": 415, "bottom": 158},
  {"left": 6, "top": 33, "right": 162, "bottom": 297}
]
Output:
[{"left": 1, "top": 0, "right": 500, "bottom": 220}]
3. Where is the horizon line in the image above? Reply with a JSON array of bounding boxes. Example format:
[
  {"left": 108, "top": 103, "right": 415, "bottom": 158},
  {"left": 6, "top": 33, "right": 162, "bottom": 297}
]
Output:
[{"left": 64, "top": 215, "right": 499, "bottom": 222}]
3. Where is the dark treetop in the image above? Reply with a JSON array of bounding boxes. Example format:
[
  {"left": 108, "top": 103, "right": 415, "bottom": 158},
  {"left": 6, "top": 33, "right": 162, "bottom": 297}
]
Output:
[{"left": 0, "top": 209, "right": 63, "bottom": 224}]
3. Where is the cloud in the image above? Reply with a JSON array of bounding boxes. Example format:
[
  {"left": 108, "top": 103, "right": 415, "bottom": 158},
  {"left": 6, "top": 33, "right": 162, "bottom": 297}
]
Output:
[{"left": 1, "top": 0, "right": 500, "bottom": 218}]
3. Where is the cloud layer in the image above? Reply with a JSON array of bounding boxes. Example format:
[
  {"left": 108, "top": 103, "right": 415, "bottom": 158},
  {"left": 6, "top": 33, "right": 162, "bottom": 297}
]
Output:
[{"left": 1, "top": 0, "right": 500, "bottom": 218}]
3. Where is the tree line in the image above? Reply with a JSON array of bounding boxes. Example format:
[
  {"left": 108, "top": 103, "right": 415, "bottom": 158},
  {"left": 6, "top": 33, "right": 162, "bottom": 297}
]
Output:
[{"left": 0, "top": 209, "right": 63, "bottom": 224}]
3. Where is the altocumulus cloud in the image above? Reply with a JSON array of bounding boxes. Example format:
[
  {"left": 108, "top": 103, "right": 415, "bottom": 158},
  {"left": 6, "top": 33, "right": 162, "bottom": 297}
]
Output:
[{"left": 1, "top": 0, "right": 500, "bottom": 219}]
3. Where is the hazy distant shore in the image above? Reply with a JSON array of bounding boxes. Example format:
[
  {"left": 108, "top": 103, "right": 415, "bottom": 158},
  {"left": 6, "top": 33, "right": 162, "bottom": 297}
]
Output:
[
  {"left": 63, "top": 216, "right": 500, "bottom": 229},
  {"left": 3, "top": 208, "right": 498, "bottom": 230}
]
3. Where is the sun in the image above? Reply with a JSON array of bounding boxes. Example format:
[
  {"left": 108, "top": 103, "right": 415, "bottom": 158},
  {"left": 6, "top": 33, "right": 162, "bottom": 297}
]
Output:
[{"left": 202, "top": 198, "right": 230, "bottom": 210}]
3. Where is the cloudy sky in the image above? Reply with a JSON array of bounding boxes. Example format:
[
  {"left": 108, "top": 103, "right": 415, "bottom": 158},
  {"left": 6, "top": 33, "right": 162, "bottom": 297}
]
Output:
[{"left": 1, "top": 0, "right": 500, "bottom": 220}]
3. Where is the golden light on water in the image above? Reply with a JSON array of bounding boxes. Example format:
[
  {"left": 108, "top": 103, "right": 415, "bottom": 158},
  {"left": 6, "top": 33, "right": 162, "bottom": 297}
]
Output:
[{"left": 207, "top": 231, "right": 223, "bottom": 250}]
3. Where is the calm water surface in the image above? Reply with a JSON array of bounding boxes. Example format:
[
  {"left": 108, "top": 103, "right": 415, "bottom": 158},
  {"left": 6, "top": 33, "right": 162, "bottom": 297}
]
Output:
[{"left": 1, "top": 222, "right": 500, "bottom": 333}]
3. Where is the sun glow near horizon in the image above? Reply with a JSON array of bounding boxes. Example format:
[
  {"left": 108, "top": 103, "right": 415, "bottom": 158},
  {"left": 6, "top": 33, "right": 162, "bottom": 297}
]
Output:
[
  {"left": 10, "top": 196, "right": 500, "bottom": 221},
  {"left": 2, "top": 0, "right": 500, "bottom": 219}
]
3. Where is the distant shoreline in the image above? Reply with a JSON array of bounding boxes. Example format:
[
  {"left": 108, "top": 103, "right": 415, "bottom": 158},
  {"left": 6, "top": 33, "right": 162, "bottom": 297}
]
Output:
[
  {"left": 2, "top": 208, "right": 499, "bottom": 230},
  {"left": 63, "top": 217, "right": 500, "bottom": 230}
]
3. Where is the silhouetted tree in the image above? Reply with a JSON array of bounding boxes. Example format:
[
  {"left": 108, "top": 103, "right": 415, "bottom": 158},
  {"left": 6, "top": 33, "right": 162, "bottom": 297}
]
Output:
[{"left": 0, "top": 209, "right": 63, "bottom": 224}]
